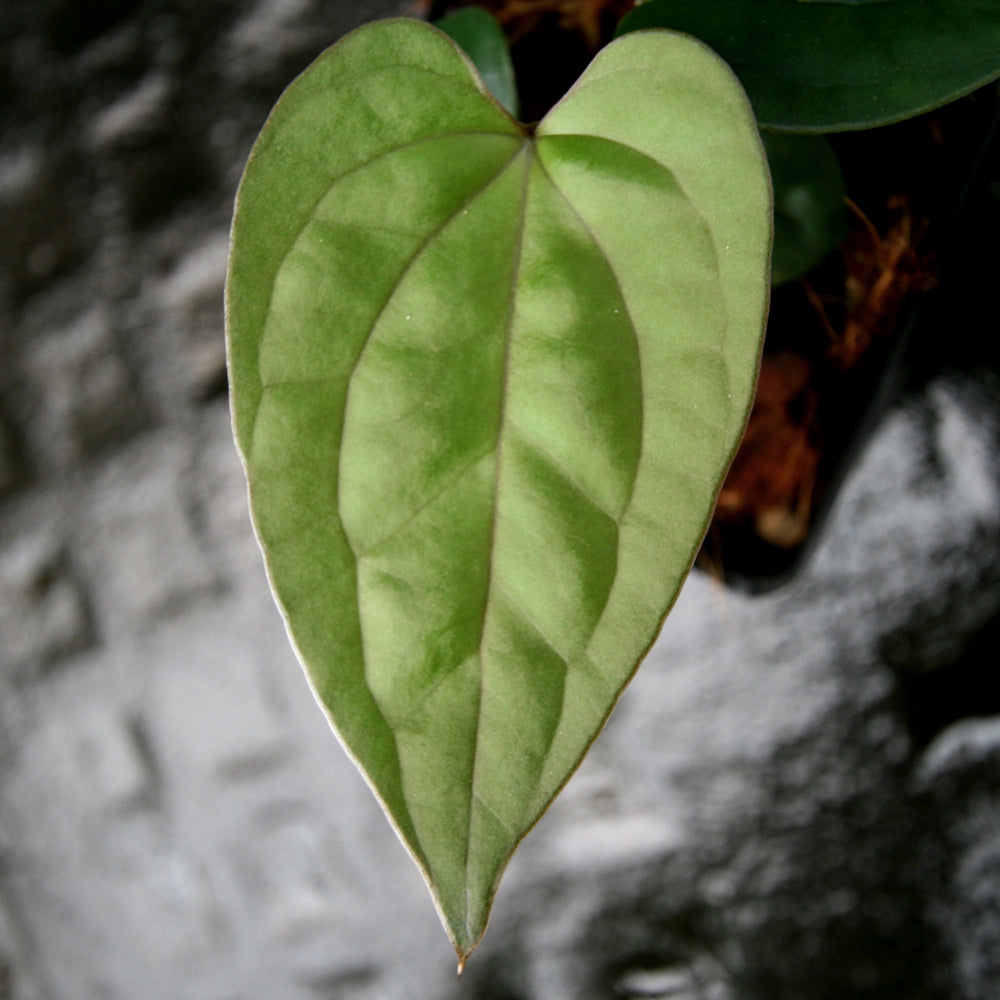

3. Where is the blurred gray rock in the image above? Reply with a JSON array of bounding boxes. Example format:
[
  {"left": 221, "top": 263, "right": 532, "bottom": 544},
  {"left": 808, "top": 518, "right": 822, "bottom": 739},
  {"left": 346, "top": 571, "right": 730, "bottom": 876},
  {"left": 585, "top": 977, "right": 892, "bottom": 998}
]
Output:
[
  {"left": 0, "top": 145, "right": 85, "bottom": 310},
  {"left": 155, "top": 232, "right": 230, "bottom": 399},
  {"left": 19, "top": 307, "right": 148, "bottom": 470},
  {"left": 73, "top": 431, "right": 217, "bottom": 635},
  {"left": 0, "top": 414, "right": 26, "bottom": 496},
  {"left": 917, "top": 716, "right": 1000, "bottom": 1000},
  {"left": 0, "top": 529, "right": 93, "bottom": 676},
  {"left": 0, "top": 895, "right": 46, "bottom": 1000},
  {"left": 88, "top": 72, "right": 173, "bottom": 154}
]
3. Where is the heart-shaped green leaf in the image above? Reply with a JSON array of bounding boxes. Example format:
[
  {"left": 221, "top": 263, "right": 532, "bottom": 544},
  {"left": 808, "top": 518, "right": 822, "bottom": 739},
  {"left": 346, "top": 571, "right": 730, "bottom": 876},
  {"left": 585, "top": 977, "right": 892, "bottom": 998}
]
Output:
[
  {"left": 618, "top": 0, "right": 1000, "bottom": 131},
  {"left": 226, "top": 18, "right": 770, "bottom": 964}
]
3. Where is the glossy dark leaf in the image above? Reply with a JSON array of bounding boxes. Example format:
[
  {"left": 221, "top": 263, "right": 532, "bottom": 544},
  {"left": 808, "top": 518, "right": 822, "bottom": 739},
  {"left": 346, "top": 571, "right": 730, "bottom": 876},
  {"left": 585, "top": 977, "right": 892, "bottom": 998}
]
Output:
[
  {"left": 618, "top": 0, "right": 1000, "bottom": 131},
  {"left": 765, "top": 132, "right": 847, "bottom": 285}
]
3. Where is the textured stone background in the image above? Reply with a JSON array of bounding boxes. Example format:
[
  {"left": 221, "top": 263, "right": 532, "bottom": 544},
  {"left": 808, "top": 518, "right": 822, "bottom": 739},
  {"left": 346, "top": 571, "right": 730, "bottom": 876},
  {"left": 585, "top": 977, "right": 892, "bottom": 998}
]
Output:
[{"left": 2, "top": 3, "right": 1000, "bottom": 999}]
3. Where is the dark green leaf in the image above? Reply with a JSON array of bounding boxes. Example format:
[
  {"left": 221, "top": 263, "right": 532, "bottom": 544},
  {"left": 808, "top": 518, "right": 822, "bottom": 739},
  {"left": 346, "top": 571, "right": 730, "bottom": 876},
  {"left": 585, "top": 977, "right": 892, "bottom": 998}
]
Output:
[
  {"left": 765, "top": 132, "right": 847, "bottom": 285},
  {"left": 617, "top": 0, "right": 1000, "bottom": 131},
  {"left": 435, "top": 6, "right": 519, "bottom": 118},
  {"left": 226, "top": 18, "right": 770, "bottom": 964}
]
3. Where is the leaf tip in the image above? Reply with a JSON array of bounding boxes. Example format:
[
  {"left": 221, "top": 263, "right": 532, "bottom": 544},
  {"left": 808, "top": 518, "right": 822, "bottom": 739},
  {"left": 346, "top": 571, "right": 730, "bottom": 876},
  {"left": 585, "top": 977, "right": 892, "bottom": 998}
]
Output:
[{"left": 455, "top": 938, "right": 479, "bottom": 977}]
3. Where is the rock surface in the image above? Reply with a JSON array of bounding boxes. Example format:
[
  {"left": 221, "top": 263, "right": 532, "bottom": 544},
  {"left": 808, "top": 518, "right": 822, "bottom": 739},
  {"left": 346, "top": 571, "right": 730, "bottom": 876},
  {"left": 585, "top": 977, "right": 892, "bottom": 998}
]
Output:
[{"left": 2, "top": 4, "right": 1000, "bottom": 998}]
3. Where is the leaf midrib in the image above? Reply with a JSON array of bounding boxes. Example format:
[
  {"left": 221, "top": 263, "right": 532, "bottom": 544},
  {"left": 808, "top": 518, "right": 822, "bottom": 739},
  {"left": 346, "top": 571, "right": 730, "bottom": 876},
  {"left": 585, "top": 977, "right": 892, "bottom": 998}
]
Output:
[
  {"left": 456, "top": 130, "right": 664, "bottom": 951},
  {"left": 461, "top": 138, "right": 534, "bottom": 953}
]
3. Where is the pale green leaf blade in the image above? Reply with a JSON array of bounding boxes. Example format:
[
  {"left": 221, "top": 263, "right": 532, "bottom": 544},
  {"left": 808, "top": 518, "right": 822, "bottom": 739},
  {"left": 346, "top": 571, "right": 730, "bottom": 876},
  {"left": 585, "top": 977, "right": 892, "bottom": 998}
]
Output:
[
  {"left": 517, "top": 26, "right": 771, "bottom": 820},
  {"left": 617, "top": 0, "right": 1000, "bottom": 131},
  {"left": 226, "top": 19, "right": 770, "bottom": 964}
]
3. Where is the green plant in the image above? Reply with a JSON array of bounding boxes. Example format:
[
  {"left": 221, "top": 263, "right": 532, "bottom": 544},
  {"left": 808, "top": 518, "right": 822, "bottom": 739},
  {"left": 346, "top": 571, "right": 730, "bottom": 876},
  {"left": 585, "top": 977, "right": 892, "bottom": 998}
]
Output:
[
  {"left": 226, "top": 16, "right": 769, "bottom": 965},
  {"left": 225, "top": 1, "right": 1000, "bottom": 967}
]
